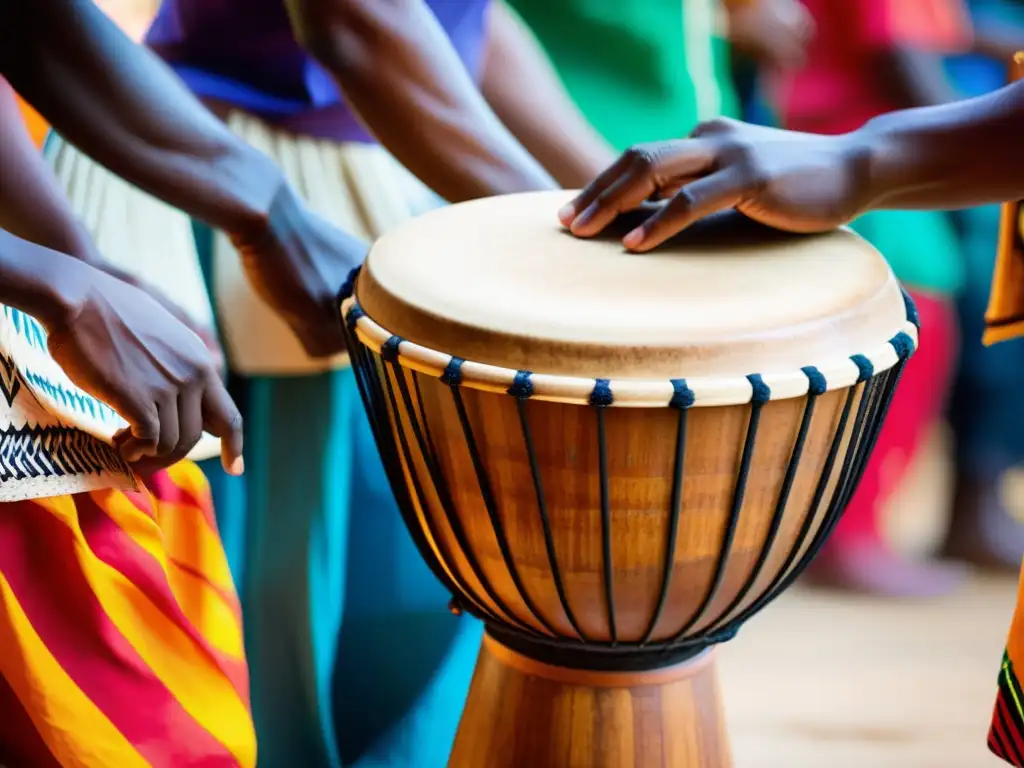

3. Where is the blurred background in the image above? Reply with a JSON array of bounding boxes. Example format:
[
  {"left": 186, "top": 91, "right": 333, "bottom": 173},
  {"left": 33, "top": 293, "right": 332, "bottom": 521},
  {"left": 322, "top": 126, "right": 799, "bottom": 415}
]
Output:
[{"left": 27, "top": 0, "right": 1024, "bottom": 765}]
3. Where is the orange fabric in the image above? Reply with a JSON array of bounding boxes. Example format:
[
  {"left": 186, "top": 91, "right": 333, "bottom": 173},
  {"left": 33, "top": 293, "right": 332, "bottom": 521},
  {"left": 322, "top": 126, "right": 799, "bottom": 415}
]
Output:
[
  {"left": 983, "top": 55, "right": 1024, "bottom": 347},
  {"left": 15, "top": 95, "right": 49, "bottom": 150},
  {"left": 0, "top": 463, "right": 256, "bottom": 768}
]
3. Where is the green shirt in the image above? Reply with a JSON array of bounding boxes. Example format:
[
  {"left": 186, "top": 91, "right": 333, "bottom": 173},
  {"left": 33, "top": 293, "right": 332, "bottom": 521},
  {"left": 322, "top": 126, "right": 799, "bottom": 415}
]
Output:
[{"left": 507, "top": 0, "right": 739, "bottom": 151}]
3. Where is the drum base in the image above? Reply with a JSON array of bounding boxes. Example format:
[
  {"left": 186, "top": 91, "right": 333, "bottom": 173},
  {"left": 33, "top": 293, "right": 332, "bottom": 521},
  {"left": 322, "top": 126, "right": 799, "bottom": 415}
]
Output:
[{"left": 449, "top": 632, "right": 732, "bottom": 768}]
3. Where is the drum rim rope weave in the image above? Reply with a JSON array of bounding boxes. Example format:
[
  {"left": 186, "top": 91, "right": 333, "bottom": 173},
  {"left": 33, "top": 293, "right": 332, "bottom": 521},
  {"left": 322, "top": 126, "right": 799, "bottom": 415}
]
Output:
[
  {"left": 338, "top": 266, "right": 919, "bottom": 671},
  {"left": 340, "top": 282, "right": 918, "bottom": 408}
]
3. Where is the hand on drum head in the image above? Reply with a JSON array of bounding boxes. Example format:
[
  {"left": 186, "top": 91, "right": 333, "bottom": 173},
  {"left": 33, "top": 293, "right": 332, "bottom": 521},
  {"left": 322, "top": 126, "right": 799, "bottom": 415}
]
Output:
[
  {"left": 557, "top": 119, "right": 874, "bottom": 252},
  {"left": 47, "top": 261, "right": 244, "bottom": 476},
  {"left": 233, "top": 183, "right": 368, "bottom": 359}
]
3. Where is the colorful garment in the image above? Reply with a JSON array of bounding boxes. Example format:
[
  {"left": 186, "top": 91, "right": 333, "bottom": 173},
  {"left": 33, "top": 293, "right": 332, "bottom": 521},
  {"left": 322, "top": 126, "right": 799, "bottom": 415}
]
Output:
[
  {"left": 0, "top": 462, "right": 255, "bottom": 768},
  {"left": 773, "top": 0, "right": 970, "bottom": 561},
  {"left": 988, "top": 197, "right": 1024, "bottom": 767},
  {"left": 112, "top": 4, "right": 490, "bottom": 766},
  {"left": 945, "top": 3, "right": 1024, "bottom": 484},
  {"left": 506, "top": 0, "right": 739, "bottom": 151},
  {"left": 145, "top": 0, "right": 489, "bottom": 143},
  {"left": 776, "top": 0, "right": 970, "bottom": 296}
]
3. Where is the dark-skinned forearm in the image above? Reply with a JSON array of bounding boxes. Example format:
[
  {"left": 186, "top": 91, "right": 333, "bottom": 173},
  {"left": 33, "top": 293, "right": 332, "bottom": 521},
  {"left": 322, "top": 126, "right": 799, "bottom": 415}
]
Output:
[
  {"left": 858, "top": 79, "right": 1024, "bottom": 211},
  {"left": 481, "top": 3, "right": 616, "bottom": 189},
  {"left": 0, "top": 77, "right": 102, "bottom": 263},
  {"left": 0, "top": 0, "right": 282, "bottom": 240},
  {"left": 0, "top": 228, "right": 93, "bottom": 329},
  {"left": 284, "top": 0, "right": 556, "bottom": 202}
]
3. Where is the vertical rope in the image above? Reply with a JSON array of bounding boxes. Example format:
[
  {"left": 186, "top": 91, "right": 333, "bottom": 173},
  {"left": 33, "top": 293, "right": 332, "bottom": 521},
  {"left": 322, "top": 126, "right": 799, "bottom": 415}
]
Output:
[
  {"left": 512, "top": 372, "right": 586, "bottom": 641},
  {"left": 590, "top": 379, "right": 617, "bottom": 644},
  {"left": 378, "top": 340, "right": 510, "bottom": 627},
  {"left": 670, "top": 374, "right": 770, "bottom": 641},
  {"left": 701, "top": 367, "right": 825, "bottom": 634},
  {"left": 640, "top": 379, "right": 694, "bottom": 645},
  {"left": 448, "top": 360, "right": 556, "bottom": 635}
]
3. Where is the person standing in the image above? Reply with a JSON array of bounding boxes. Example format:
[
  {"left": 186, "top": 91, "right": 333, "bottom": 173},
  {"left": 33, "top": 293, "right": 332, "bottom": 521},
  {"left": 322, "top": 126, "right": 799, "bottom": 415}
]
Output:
[
  {"left": 556, "top": 67, "right": 1024, "bottom": 764},
  {"left": 943, "top": 0, "right": 1024, "bottom": 570},
  {"left": 37, "top": 2, "right": 616, "bottom": 765}
]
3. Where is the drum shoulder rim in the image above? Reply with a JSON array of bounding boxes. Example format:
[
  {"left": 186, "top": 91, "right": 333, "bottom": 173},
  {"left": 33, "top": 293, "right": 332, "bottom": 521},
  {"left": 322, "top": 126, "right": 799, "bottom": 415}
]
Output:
[{"left": 340, "top": 297, "right": 919, "bottom": 408}]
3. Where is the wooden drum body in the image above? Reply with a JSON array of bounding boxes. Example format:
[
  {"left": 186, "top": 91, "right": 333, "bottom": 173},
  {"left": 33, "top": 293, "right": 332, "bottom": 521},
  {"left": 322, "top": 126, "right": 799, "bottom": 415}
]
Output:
[{"left": 339, "top": 192, "right": 918, "bottom": 768}]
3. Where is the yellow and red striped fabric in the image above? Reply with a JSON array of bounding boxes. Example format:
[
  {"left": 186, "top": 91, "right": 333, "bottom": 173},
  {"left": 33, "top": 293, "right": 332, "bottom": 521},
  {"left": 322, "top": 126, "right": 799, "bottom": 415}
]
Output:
[{"left": 0, "top": 462, "right": 256, "bottom": 768}]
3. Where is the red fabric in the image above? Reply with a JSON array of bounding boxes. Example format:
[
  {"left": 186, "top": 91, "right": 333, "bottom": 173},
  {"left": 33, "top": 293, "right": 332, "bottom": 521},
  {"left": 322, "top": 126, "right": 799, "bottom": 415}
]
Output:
[
  {"left": 828, "top": 291, "right": 957, "bottom": 547},
  {"left": 775, "top": 0, "right": 973, "bottom": 135}
]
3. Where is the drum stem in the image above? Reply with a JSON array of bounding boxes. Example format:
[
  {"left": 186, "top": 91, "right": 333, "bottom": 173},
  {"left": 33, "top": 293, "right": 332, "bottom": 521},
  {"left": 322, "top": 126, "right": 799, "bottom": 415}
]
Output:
[{"left": 448, "top": 632, "right": 733, "bottom": 768}]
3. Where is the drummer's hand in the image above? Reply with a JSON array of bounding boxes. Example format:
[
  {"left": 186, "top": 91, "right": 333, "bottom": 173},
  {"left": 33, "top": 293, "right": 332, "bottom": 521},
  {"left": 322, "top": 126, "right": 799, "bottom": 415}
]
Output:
[
  {"left": 232, "top": 183, "right": 367, "bottom": 358},
  {"left": 88, "top": 261, "right": 225, "bottom": 374},
  {"left": 727, "top": 0, "right": 815, "bottom": 70},
  {"left": 558, "top": 119, "right": 873, "bottom": 252},
  {"left": 47, "top": 260, "right": 243, "bottom": 474}
]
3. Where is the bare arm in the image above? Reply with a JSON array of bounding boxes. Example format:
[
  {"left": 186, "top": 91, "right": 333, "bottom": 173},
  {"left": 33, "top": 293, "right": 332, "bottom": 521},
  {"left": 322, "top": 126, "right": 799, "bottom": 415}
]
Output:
[
  {"left": 283, "top": 0, "right": 557, "bottom": 202},
  {"left": 0, "top": 228, "right": 83, "bottom": 328},
  {"left": 0, "top": 0, "right": 282, "bottom": 240},
  {"left": 480, "top": 2, "right": 616, "bottom": 189},
  {"left": 559, "top": 77, "right": 1024, "bottom": 251},
  {"left": 0, "top": 78, "right": 103, "bottom": 264},
  {"left": 865, "top": 75, "right": 1024, "bottom": 209},
  {"left": 0, "top": 0, "right": 367, "bottom": 360}
]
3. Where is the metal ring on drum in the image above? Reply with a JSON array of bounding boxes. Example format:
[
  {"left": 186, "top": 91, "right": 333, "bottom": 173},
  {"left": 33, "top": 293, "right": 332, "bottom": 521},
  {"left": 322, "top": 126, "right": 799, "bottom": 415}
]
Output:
[{"left": 339, "top": 191, "right": 918, "bottom": 768}]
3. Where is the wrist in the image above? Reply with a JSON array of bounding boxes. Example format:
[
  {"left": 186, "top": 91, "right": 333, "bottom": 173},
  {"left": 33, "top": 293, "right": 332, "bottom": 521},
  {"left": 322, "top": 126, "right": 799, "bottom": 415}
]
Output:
[
  {"left": 0, "top": 230, "right": 96, "bottom": 330},
  {"left": 209, "top": 143, "right": 287, "bottom": 244},
  {"left": 847, "top": 114, "right": 919, "bottom": 211}
]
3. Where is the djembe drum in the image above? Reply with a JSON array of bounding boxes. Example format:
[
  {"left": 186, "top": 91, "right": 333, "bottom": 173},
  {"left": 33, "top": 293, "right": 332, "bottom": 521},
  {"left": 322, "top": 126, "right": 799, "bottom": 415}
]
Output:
[{"left": 339, "top": 191, "right": 917, "bottom": 767}]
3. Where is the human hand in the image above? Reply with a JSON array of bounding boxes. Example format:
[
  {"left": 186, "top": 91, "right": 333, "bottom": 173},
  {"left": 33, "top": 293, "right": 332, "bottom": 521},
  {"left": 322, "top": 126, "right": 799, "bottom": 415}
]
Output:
[
  {"left": 727, "top": 0, "right": 815, "bottom": 70},
  {"left": 46, "top": 261, "right": 243, "bottom": 474},
  {"left": 558, "top": 118, "right": 873, "bottom": 252},
  {"left": 232, "top": 184, "right": 367, "bottom": 359},
  {"left": 90, "top": 261, "right": 225, "bottom": 374}
]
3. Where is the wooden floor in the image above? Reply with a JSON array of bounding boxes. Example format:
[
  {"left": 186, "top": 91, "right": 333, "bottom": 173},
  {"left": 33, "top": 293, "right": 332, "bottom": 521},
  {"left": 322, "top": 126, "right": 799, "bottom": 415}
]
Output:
[
  {"left": 721, "top": 429, "right": 1018, "bottom": 767},
  {"left": 720, "top": 576, "right": 1015, "bottom": 767}
]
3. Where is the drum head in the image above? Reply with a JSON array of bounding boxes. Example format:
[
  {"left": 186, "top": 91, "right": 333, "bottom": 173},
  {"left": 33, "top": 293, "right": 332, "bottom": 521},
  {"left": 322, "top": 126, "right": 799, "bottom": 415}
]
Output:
[{"left": 357, "top": 191, "right": 908, "bottom": 380}]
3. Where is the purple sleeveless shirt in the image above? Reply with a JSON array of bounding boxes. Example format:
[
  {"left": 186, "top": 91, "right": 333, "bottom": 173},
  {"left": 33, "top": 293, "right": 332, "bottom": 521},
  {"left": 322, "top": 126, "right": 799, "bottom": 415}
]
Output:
[{"left": 145, "top": 0, "right": 489, "bottom": 143}]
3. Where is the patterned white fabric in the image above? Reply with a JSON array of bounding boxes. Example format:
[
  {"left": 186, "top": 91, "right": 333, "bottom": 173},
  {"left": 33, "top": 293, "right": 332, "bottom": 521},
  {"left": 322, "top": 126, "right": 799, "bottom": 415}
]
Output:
[
  {"left": 0, "top": 305, "right": 136, "bottom": 501},
  {"left": 46, "top": 115, "right": 441, "bottom": 375}
]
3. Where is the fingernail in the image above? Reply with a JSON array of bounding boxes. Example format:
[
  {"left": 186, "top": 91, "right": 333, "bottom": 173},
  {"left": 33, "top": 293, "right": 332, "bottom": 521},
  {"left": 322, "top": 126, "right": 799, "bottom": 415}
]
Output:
[
  {"left": 228, "top": 456, "right": 245, "bottom": 476},
  {"left": 572, "top": 202, "right": 599, "bottom": 231},
  {"left": 557, "top": 203, "right": 576, "bottom": 225},
  {"left": 623, "top": 228, "right": 645, "bottom": 249}
]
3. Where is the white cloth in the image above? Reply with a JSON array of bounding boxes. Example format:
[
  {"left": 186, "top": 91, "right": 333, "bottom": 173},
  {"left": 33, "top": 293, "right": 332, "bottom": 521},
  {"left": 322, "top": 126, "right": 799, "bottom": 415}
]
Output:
[
  {"left": 0, "top": 306, "right": 137, "bottom": 501},
  {"left": 47, "top": 113, "right": 441, "bottom": 376},
  {"left": 211, "top": 111, "right": 442, "bottom": 375}
]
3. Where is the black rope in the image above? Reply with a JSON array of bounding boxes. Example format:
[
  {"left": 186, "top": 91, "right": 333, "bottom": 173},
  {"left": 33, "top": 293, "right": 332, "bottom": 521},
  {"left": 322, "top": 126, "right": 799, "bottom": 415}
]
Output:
[
  {"left": 379, "top": 351, "right": 507, "bottom": 626},
  {"left": 758, "top": 360, "right": 883, "bottom": 603},
  {"left": 640, "top": 378, "right": 694, "bottom": 645},
  {"left": 725, "top": 380, "right": 858, "bottom": 629},
  {"left": 513, "top": 372, "right": 587, "bottom": 641},
  {"left": 591, "top": 379, "right": 617, "bottom": 644},
  {"left": 449, "top": 364, "right": 558, "bottom": 636},
  {"left": 670, "top": 374, "right": 770, "bottom": 641},
  {"left": 341, "top": 311, "right": 475, "bottom": 620},
  {"left": 700, "top": 366, "right": 824, "bottom": 634},
  {"left": 344, "top": 298, "right": 913, "bottom": 662}
]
